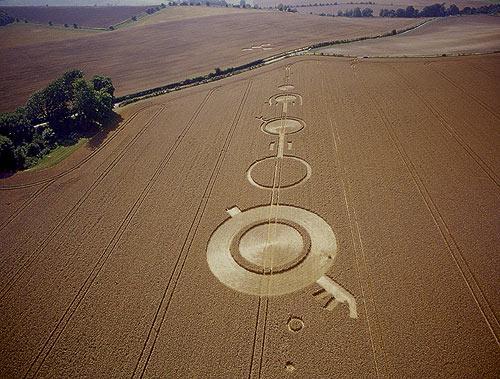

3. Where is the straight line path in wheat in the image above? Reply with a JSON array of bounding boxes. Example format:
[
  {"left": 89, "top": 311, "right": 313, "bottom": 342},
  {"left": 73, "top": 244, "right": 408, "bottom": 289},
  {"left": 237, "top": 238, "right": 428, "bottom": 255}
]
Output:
[
  {"left": 356, "top": 65, "right": 500, "bottom": 345},
  {"left": 250, "top": 69, "right": 291, "bottom": 378},
  {"left": 132, "top": 81, "right": 252, "bottom": 379},
  {"left": 389, "top": 64, "right": 499, "bottom": 189},
  {"left": 320, "top": 64, "right": 381, "bottom": 378},
  {"left": 24, "top": 89, "right": 218, "bottom": 379},
  {"left": 0, "top": 87, "right": 220, "bottom": 191},
  {"left": 428, "top": 63, "right": 500, "bottom": 122},
  {"left": 0, "top": 106, "right": 166, "bottom": 301}
]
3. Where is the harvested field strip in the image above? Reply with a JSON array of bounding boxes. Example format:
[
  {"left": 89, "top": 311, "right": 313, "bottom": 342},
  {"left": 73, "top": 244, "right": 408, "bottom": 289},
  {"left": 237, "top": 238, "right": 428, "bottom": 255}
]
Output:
[
  {"left": 133, "top": 81, "right": 252, "bottom": 378},
  {"left": 27, "top": 88, "right": 218, "bottom": 378},
  {"left": 354, "top": 64, "right": 499, "bottom": 343},
  {"left": 0, "top": 106, "right": 166, "bottom": 300}
]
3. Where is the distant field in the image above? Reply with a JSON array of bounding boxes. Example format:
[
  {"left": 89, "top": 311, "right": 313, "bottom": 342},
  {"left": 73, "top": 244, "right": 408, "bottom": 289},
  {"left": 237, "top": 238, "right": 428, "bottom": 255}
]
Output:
[
  {"left": 0, "top": 6, "right": 149, "bottom": 28},
  {"left": 0, "top": 0, "right": 156, "bottom": 5},
  {"left": 0, "top": 10, "right": 419, "bottom": 112},
  {"left": 0, "top": 22, "right": 97, "bottom": 48},
  {"left": 315, "top": 15, "right": 500, "bottom": 56},
  {"left": 255, "top": 0, "right": 492, "bottom": 8}
]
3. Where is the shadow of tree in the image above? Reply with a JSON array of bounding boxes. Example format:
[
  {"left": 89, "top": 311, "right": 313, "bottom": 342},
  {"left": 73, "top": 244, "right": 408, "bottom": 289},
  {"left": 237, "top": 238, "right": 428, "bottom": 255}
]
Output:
[{"left": 86, "top": 112, "right": 123, "bottom": 150}]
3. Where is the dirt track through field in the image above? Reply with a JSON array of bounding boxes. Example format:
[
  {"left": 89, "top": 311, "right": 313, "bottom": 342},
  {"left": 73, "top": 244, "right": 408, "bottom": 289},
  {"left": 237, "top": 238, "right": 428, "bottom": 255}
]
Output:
[{"left": 0, "top": 54, "right": 499, "bottom": 377}]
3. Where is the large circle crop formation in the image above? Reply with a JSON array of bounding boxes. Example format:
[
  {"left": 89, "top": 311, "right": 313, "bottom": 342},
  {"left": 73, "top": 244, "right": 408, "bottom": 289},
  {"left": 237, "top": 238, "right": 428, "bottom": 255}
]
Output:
[{"left": 207, "top": 205, "right": 337, "bottom": 296}]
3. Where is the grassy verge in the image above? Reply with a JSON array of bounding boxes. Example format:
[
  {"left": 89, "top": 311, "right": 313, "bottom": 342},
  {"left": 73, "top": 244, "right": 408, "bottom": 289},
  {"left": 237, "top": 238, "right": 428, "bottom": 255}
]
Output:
[{"left": 26, "top": 138, "right": 88, "bottom": 172}]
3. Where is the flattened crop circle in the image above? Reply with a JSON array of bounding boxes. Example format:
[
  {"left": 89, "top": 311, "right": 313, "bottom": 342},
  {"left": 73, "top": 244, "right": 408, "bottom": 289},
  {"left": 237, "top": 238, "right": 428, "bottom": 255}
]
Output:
[
  {"left": 247, "top": 156, "right": 311, "bottom": 190},
  {"left": 206, "top": 205, "right": 337, "bottom": 296},
  {"left": 262, "top": 118, "right": 305, "bottom": 135}
]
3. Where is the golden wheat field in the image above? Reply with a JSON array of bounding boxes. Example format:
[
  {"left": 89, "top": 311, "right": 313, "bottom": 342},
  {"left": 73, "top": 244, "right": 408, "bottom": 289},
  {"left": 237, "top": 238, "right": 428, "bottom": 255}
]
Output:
[{"left": 1, "top": 52, "right": 499, "bottom": 377}]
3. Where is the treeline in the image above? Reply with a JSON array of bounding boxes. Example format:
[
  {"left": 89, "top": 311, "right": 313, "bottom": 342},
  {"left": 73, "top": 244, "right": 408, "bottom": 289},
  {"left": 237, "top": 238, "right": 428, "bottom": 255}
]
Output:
[
  {"left": 170, "top": 0, "right": 261, "bottom": 8},
  {"left": 297, "top": 1, "right": 374, "bottom": 6},
  {"left": 336, "top": 7, "right": 373, "bottom": 16},
  {"left": 0, "top": 71, "right": 115, "bottom": 172},
  {"left": 146, "top": 3, "right": 167, "bottom": 14},
  {"left": 379, "top": 3, "right": 500, "bottom": 17},
  {"left": 0, "top": 10, "right": 14, "bottom": 26},
  {"left": 312, "top": 2, "right": 500, "bottom": 17},
  {"left": 117, "top": 59, "right": 265, "bottom": 105}
]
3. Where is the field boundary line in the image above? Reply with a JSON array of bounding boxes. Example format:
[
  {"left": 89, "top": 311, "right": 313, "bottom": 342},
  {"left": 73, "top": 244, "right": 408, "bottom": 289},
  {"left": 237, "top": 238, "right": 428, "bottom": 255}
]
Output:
[
  {"left": 388, "top": 64, "right": 499, "bottom": 188},
  {"left": 24, "top": 88, "right": 218, "bottom": 379},
  {"left": 321, "top": 66, "right": 381, "bottom": 377},
  {"left": 0, "top": 106, "right": 166, "bottom": 301},
  {"left": 132, "top": 81, "right": 252, "bottom": 379},
  {"left": 357, "top": 67, "right": 500, "bottom": 345},
  {"left": 111, "top": 20, "right": 429, "bottom": 107}
]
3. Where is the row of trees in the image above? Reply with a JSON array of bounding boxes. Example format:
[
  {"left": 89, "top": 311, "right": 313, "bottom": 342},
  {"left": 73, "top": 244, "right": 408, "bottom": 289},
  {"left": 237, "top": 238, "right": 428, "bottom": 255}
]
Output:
[
  {"left": 336, "top": 7, "right": 373, "bottom": 17},
  {"left": 0, "top": 70, "right": 115, "bottom": 172},
  {"left": 379, "top": 3, "right": 500, "bottom": 17},
  {"left": 0, "top": 10, "right": 14, "bottom": 26},
  {"left": 297, "top": 1, "right": 374, "bottom": 7},
  {"left": 322, "top": 2, "right": 500, "bottom": 18}
]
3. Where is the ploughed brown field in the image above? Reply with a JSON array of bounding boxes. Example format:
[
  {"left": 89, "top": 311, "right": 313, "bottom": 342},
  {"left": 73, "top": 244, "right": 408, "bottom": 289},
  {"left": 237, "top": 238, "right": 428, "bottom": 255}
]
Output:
[
  {"left": 0, "top": 6, "right": 149, "bottom": 28},
  {"left": 0, "top": 10, "right": 419, "bottom": 112},
  {"left": 1, "top": 53, "right": 499, "bottom": 377},
  {"left": 316, "top": 15, "right": 500, "bottom": 57}
]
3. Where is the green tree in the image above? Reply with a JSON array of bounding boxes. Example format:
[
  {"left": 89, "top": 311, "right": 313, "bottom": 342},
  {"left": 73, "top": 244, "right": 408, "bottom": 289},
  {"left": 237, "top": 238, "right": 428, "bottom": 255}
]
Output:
[
  {"left": 0, "top": 135, "right": 17, "bottom": 171},
  {"left": 92, "top": 75, "right": 115, "bottom": 97},
  {"left": 396, "top": 8, "right": 406, "bottom": 17},
  {"left": 0, "top": 108, "right": 32, "bottom": 145},
  {"left": 405, "top": 5, "right": 416, "bottom": 17},
  {"left": 25, "top": 90, "right": 47, "bottom": 125},
  {"left": 448, "top": 4, "right": 459, "bottom": 15},
  {"left": 361, "top": 7, "right": 373, "bottom": 16},
  {"left": 73, "top": 78, "right": 113, "bottom": 126},
  {"left": 44, "top": 79, "right": 71, "bottom": 126},
  {"left": 73, "top": 78, "right": 99, "bottom": 126}
]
